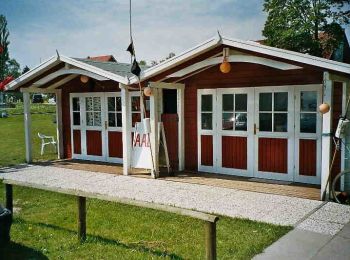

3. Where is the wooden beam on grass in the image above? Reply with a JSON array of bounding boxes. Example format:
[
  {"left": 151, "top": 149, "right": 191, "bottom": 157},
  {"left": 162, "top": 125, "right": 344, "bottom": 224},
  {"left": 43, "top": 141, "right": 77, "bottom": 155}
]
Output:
[{"left": 77, "top": 196, "right": 86, "bottom": 242}]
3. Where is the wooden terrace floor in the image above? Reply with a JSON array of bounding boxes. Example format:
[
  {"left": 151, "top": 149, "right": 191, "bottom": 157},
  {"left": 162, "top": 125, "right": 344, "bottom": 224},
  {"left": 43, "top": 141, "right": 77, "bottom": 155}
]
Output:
[{"left": 40, "top": 159, "right": 321, "bottom": 201}]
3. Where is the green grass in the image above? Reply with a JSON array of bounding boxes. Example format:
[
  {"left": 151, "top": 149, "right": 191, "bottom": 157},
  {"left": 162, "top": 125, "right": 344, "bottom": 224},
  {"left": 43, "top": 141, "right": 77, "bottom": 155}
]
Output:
[
  {"left": 3, "top": 103, "right": 56, "bottom": 115},
  {"left": 0, "top": 184, "right": 292, "bottom": 259},
  {"left": 0, "top": 113, "right": 57, "bottom": 167},
  {"left": 0, "top": 111, "right": 292, "bottom": 258}
]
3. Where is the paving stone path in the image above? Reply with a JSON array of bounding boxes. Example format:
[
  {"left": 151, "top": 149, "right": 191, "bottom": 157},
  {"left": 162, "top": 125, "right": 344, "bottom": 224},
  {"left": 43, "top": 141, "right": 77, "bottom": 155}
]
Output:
[{"left": 1, "top": 164, "right": 349, "bottom": 236}]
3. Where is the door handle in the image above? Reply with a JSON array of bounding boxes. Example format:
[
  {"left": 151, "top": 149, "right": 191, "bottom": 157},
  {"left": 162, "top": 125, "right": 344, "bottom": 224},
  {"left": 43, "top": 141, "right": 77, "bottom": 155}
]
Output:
[{"left": 254, "top": 124, "right": 259, "bottom": 135}]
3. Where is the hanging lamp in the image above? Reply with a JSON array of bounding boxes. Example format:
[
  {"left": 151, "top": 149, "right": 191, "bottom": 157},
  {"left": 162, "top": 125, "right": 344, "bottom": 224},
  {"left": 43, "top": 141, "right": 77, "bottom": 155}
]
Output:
[{"left": 220, "top": 48, "right": 231, "bottom": 74}]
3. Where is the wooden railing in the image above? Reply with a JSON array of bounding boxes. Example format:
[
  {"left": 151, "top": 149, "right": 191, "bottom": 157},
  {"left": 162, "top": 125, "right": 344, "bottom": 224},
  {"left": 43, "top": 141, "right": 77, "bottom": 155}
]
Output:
[{"left": 3, "top": 181, "right": 219, "bottom": 260}]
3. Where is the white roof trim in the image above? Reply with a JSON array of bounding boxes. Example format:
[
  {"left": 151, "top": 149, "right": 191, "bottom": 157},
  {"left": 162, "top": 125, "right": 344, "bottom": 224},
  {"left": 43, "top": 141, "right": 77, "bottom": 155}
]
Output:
[
  {"left": 33, "top": 68, "right": 108, "bottom": 86},
  {"left": 5, "top": 54, "right": 129, "bottom": 91},
  {"left": 221, "top": 36, "right": 350, "bottom": 75},
  {"left": 128, "top": 35, "right": 222, "bottom": 84},
  {"left": 167, "top": 55, "right": 302, "bottom": 78}
]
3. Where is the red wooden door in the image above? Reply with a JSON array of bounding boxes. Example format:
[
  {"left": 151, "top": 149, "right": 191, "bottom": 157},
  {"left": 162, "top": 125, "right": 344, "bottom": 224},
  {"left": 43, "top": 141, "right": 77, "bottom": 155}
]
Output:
[{"left": 161, "top": 114, "right": 178, "bottom": 170}]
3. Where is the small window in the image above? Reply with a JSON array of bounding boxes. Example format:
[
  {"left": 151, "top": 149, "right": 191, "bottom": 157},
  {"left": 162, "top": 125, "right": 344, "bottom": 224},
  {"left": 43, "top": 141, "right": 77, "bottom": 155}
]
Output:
[
  {"left": 300, "top": 91, "right": 317, "bottom": 133},
  {"left": 107, "top": 96, "right": 122, "bottom": 128},
  {"left": 85, "top": 97, "right": 102, "bottom": 127},
  {"left": 222, "top": 93, "right": 247, "bottom": 131},
  {"left": 72, "top": 97, "right": 81, "bottom": 126},
  {"left": 201, "top": 95, "right": 213, "bottom": 130}
]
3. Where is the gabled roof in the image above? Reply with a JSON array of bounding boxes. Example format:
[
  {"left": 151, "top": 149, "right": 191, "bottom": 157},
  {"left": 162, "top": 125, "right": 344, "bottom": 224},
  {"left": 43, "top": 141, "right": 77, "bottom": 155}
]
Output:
[
  {"left": 76, "top": 58, "right": 148, "bottom": 78},
  {"left": 128, "top": 34, "right": 350, "bottom": 84},
  {"left": 5, "top": 34, "right": 350, "bottom": 91}
]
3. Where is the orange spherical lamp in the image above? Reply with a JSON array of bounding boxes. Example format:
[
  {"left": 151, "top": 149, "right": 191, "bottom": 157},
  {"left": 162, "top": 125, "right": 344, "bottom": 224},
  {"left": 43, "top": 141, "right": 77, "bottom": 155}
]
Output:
[
  {"left": 319, "top": 103, "right": 330, "bottom": 114},
  {"left": 144, "top": 86, "right": 152, "bottom": 97},
  {"left": 220, "top": 58, "right": 231, "bottom": 74},
  {"left": 80, "top": 75, "right": 89, "bottom": 84}
]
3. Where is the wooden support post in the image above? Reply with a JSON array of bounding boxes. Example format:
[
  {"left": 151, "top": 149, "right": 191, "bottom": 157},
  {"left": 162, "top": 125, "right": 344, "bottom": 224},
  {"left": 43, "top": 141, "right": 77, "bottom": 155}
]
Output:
[
  {"left": 55, "top": 89, "right": 64, "bottom": 159},
  {"left": 205, "top": 221, "right": 217, "bottom": 260},
  {"left": 321, "top": 72, "right": 333, "bottom": 200},
  {"left": 23, "top": 92, "right": 32, "bottom": 163},
  {"left": 121, "top": 84, "right": 131, "bottom": 176},
  {"left": 5, "top": 184, "right": 13, "bottom": 214},
  {"left": 177, "top": 86, "right": 185, "bottom": 171},
  {"left": 77, "top": 196, "right": 86, "bottom": 242},
  {"left": 150, "top": 88, "right": 160, "bottom": 178}
]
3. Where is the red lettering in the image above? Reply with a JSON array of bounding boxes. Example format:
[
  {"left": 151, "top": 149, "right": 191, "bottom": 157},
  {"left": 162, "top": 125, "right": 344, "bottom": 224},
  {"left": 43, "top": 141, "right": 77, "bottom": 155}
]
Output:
[{"left": 133, "top": 134, "right": 141, "bottom": 147}]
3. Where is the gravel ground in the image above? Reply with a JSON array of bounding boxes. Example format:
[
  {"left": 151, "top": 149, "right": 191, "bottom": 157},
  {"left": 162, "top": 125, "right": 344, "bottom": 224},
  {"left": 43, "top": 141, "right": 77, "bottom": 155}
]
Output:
[{"left": 1, "top": 164, "right": 349, "bottom": 235}]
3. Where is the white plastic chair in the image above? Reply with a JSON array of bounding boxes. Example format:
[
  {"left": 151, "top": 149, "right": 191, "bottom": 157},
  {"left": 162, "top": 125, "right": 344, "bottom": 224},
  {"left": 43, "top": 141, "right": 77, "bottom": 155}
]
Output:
[{"left": 38, "top": 133, "right": 57, "bottom": 155}]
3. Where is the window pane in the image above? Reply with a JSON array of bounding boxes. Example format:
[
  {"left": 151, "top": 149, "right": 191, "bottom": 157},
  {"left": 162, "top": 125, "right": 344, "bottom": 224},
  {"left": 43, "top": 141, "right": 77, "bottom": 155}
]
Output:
[
  {"left": 300, "top": 113, "right": 316, "bottom": 133},
  {"left": 201, "top": 95, "right": 212, "bottom": 112},
  {"left": 222, "top": 113, "right": 234, "bottom": 130},
  {"left": 132, "top": 113, "right": 141, "bottom": 127},
  {"left": 259, "top": 93, "right": 272, "bottom": 111},
  {"left": 93, "top": 97, "right": 101, "bottom": 111},
  {"left": 223, "top": 94, "right": 234, "bottom": 111},
  {"left": 73, "top": 112, "right": 80, "bottom": 125},
  {"left": 132, "top": 97, "right": 140, "bottom": 111},
  {"left": 301, "top": 91, "right": 317, "bottom": 112},
  {"left": 108, "top": 113, "right": 116, "bottom": 127},
  {"left": 86, "top": 97, "right": 93, "bottom": 111},
  {"left": 72, "top": 98, "right": 80, "bottom": 111},
  {"left": 259, "top": 113, "right": 272, "bottom": 131},
  {"left": 274, "top": 113, "right": 288, "bottom": 132},
  {"left": 86, "top": 112, "right": 93, "bottom": 126},
  {"left": 274, "top": 92, "right": 288, "bottom": 111},
  {"left": 116, "top": 97, "right": 122, "bottom": 111},
  {"left": 108, "top": 97, "right": 115, "bottom": 112},
  {"left": 94, "top": 112, "right": 101, "bottom": 126},
  {"left": 235, "top": 94, "right": 247, "bottom": 112},
  {"left": 235, "top": 113, "right": 247, "bottom": 131},
  {"left": 201, "top": 113, "right": 212, "bottom": 130},
  {"left": 116, "top": 113, "right": 122, "bottom": 127}
]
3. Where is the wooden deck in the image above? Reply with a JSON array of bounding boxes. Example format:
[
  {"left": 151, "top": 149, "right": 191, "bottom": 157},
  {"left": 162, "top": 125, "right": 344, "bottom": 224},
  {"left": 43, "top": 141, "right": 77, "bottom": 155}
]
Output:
[{"left": 39, "top": 160, "right": 321, "bottom": 201}]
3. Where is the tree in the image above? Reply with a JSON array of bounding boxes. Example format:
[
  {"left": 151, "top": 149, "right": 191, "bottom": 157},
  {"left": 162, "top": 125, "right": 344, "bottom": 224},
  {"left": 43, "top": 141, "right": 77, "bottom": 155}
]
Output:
[
  {"left": 138, "top": 60, "right": 147, "bottom": 66},
  {"left": 262, "top": 0, "right": 350, "bottom": 57},
  {"left": 0, "top": 15, "right": 10, "bottom": 82}
]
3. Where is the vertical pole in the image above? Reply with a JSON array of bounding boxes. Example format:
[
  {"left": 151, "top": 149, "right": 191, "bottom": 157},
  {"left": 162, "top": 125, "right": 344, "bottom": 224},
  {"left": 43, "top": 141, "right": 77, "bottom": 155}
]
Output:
[
  {"left": 177, "top": 86, "right": 185, "bottom": 171},
  {"left": 77, "top": 196, "right": 86, "bottom": 242},
  {"left": 321, "top": 72, "right": 333, "bottom": 200},
  {"left": 150, "top": 87, "right": 160, "bottom": 178},
  {"left": 121, "top": 84, "right": 131, "bottom": 175},
  {"left": 56, "top": 89, "right": 64, "bottom": 159},
  {"left": 5, "top": 184, "right": 13, "bottom": 214},
  {"left": 205, "top": 221, "right": 217, "bottom": 260},
  {"left": 23, "top": 92, "right": 32, "bottom": 163}
]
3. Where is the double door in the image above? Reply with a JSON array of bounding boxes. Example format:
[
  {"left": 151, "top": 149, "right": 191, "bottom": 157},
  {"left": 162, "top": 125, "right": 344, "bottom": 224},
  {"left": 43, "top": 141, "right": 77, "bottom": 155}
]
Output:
[{"left": 198, "top": 85, "right": 322, "bottom": 184}]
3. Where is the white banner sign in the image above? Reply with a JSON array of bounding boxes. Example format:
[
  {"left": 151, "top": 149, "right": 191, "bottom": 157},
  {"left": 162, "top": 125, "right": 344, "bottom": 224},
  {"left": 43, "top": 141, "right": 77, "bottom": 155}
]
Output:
[{"left": 131, "top": 122, "right": 153, "bottom": 169}]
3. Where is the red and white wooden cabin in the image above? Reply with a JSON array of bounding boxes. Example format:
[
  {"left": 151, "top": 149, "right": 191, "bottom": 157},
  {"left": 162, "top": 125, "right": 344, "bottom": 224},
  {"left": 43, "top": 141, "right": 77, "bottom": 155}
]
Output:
[{"left": 5, "top": 35, "right": 350, "bottom": 199}]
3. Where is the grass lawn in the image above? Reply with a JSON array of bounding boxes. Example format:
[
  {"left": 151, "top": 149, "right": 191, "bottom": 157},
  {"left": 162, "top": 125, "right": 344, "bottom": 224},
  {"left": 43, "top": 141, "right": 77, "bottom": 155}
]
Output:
[
  {"left": 0, "top": 110, "right": 292, "bottom": 259},
  {"left": 0, "top": 113, "right": 57, "bottom": 167},
  {"left": 0, "top": 184, "right": 291, "bottom": 259}
]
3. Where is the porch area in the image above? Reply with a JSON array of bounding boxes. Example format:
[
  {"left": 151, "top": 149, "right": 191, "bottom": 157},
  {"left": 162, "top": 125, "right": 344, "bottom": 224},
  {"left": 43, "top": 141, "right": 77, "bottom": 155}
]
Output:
[{"left": 39, "top": 159, "right": 321, "bottom": 200}]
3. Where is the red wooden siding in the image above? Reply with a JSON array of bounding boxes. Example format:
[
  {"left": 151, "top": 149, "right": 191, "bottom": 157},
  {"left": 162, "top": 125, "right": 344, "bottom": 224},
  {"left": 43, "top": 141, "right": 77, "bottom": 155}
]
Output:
[
  {"left": 258, "top": 138, "right": 288, "bottom": 173},
  {"left": 86, "top": 130, "right": 102, "bottom": 156},
  {"left": 201, "top": 135, "right": 213, "bottom": 166},
  {"left": 184, "top": 84, "right": 198, "bottom": 170},
  {"left": 161, "top": 114, "right": 179, "bottom": 170},
  {"left": 108, "top": 131, "right": 123, "bottom": 158},
  {"left": 299, "top": 139, "right": 317, "bottom": 176},
  {"left": 222, "top": 136, "right": 247, "bottom": 170},
  {"left": 73, "top": 130, "right": 81, "bottom": 154}
]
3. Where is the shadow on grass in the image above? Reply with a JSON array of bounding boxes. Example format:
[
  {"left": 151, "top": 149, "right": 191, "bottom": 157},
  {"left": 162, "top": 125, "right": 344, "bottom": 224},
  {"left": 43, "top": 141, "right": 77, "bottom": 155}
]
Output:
[
  {"left": 0, "top": 241, "right": 48, "bottom": 260},
  {"left": 16, "top": 219, "right": 184, "bottom": 260}
]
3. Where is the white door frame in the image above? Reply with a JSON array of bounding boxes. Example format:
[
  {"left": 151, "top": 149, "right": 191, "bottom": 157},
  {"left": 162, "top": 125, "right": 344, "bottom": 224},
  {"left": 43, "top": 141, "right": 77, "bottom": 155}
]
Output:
[
  {"left": 254, "top": 86, "right": 295, "bottom": 181},
  {"left": 197, "top": 89, "right": 217, "bottom": 172},
  {"left": 70, "top": 92, "right": 107, "bottom": 161},
  {"left": 294, "top": 84, "right": 322, "bottom": 184},
  {"left": 104, "top": 92, "right": 123, "bottom": 163},
  {"left": 216, "top": 88, "right": 254, "bottom": 177}
]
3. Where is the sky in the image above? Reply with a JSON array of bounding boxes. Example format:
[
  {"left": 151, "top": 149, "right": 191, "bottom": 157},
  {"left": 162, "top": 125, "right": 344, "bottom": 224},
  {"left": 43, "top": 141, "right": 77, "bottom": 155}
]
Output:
[{"left": 0, "top": 0, "right": 349, "bottom": 69}]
